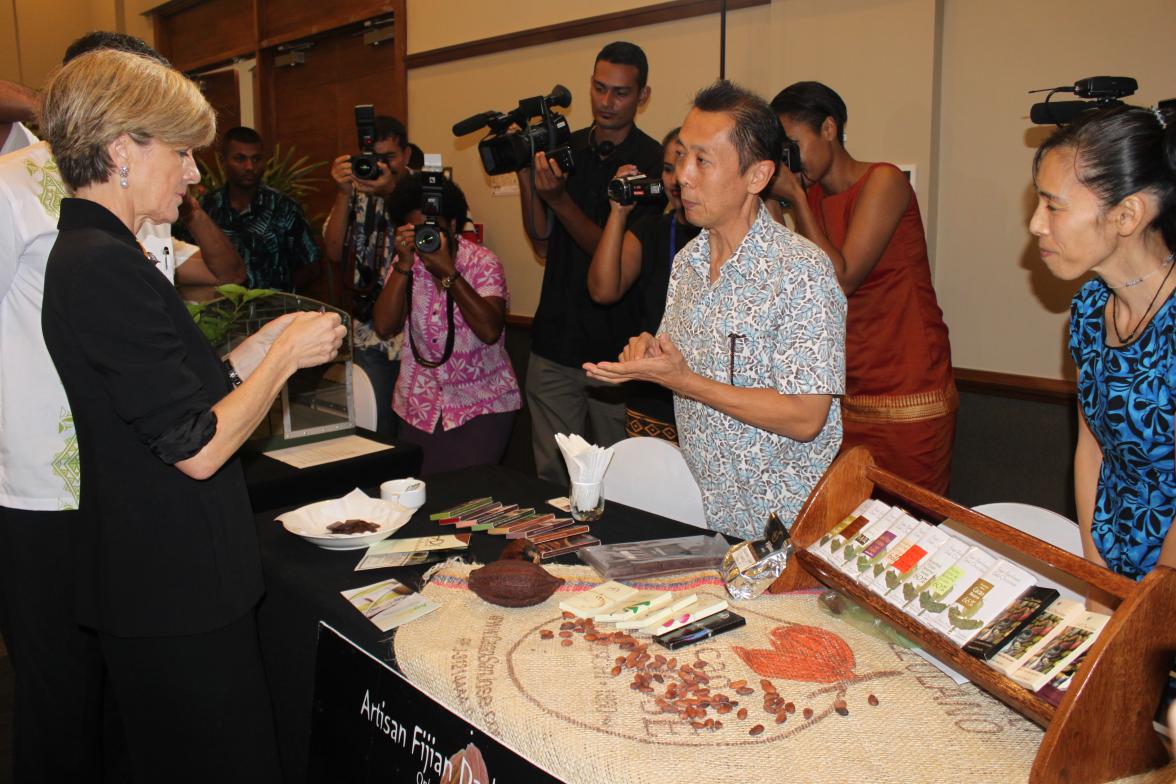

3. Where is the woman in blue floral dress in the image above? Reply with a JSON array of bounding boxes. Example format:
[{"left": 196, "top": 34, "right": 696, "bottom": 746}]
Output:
[{"left": 1030, "top": 104, "right": 1176, "bottom": 595}]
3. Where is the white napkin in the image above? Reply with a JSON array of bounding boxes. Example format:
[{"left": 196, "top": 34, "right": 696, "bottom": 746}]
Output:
[
  {"left": 554, "top": 433, "right": 613, "bottom": 509},
  {"left": 276, "top": 488, "right": 411, "bottom": 536}
]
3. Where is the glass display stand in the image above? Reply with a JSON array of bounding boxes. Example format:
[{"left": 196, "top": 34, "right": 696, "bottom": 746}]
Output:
[{"left": 193, "top": 290, "right": 355, "bottom": 450}]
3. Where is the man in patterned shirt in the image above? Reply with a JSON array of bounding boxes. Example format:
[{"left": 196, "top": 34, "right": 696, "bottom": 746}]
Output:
[
  {"left": 586, "top": 81, "right": 846, "bottom": 539},
  {"left": 323, "top": 115, "right": 409, "bottom": 436},
  {"left": 182, "top": 126, "right": 321, "bottom": 291}
]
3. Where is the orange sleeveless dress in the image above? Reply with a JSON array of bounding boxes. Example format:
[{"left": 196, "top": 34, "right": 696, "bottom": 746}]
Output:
[{"left": 807, "top": 163, "right": 956, "bottom": 493}]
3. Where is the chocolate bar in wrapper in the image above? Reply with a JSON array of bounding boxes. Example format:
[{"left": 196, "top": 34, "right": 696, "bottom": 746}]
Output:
[{"left": 722, "top": 513, "right": 792, "bottom": 600}]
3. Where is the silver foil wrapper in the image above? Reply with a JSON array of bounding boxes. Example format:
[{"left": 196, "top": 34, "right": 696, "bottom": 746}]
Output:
[{"left": 722, "top": 542, "right": 792, "bottom": 600}]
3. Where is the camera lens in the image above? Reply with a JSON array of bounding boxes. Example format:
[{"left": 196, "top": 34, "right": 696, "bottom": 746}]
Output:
[
  {"left": 414, "top": 224, "right": 442, "bottom": 254},
  {"left": 351, "top": 154, "right": 379, "bottom": 181}
]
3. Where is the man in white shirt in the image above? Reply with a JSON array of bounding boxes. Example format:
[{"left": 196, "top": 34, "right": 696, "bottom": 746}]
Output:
[
  {"left": 0, "top": 32, "right": 244, "bottom": 780},
  {"left": 0, "top": 80, "right": 38, "bottom": 157}
]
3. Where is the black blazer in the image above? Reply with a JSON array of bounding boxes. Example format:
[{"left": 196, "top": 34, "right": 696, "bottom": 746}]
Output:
[{"left": 42, "top": 198, "right": 263, "bottom": 637}]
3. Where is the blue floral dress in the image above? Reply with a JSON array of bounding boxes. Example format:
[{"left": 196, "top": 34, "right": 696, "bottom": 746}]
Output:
[{"left": 1069, "top": 279, "right": 1176, "bottom": 580}]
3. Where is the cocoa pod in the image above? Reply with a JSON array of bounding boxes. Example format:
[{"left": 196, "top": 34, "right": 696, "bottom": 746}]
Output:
[{"left": 467, "top": 560, "right": 564, "bottom": 607}]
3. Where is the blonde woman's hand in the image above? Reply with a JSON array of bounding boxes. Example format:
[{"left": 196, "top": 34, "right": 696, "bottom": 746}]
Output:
[
  {"left": 275, "top": 311, "right": 347, "bottom": 370},
  {"left": 227, "top": 312, "right": 297, "bottom": 378}
]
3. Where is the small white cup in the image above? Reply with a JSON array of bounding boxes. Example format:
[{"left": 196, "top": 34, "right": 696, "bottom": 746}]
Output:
[{"left": 380, "top": 477, "right": 426, "bottom": 510}]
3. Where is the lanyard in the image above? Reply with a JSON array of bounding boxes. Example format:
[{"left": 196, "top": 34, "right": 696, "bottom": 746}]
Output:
[{"left": 669, "top": 217, "right": 677, "bottom": 267}]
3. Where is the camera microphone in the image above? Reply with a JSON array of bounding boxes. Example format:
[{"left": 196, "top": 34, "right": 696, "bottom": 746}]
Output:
[
  {"left": 1029, "top": 100, "right": 1108, "bottom": 125},
  {"left": 452, "top": 111, "right": 498, "bottom": 137},
  {"left": 545, "top": 85, "right": 572, "bottom": 109}
]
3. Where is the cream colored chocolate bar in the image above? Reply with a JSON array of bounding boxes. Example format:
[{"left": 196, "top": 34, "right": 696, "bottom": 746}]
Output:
[
  {"left": 558, "top": 581, "right": 638, "bottom": 617},
  {"left": 832, "top": 506, "right": 906, "bottom": 570},
  {"left": 851, "top": 512, "right": 921, "bottom": 586},
  {"left": 594, "top": 591, "right": 672, "bottom": 623},
  {"left": 814, "top": 499, "right": 889, "bottom": 561},
  {"left": 644, "top": 597, "right": 728, "bottom": 637},
  {"left": 614, "top": 594, "right": 697, "bottom": 630}
]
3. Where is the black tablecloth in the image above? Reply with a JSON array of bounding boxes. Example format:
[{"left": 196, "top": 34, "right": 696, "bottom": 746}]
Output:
[
  {"left": 255, "top": 463, "right": 711, "bottom": 783},
  {"left": 240, "top": 429, "right": 422, "bottom": 513}
]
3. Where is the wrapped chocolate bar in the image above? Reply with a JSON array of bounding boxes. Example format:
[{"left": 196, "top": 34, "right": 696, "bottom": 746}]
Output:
[{"left": 722, "top": 513, "right": 792, "bottom": 600}]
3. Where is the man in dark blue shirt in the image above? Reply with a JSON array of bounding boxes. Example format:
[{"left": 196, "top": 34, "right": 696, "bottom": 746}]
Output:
[
  {"left": 517, "top": 41, "right": 663, "bottom": 484},
  {"left": 183, "top": 126, "right": 321, "bottom": 291}
]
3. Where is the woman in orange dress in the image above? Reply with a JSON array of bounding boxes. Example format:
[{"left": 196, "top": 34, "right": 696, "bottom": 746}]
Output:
[{"left": 769, "top": 81, "right": 956, "bottom": 493}]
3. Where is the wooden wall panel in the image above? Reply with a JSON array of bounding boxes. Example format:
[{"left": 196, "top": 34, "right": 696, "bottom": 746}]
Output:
[
  {"left": 258, "top": 0, "right": 396, "bottom": 49},
  {"left": 158, "top": 0, "right": 255, "bottom": 72},
  {"left": 195, "top": 69, "right": 242, "bottom": 173}
]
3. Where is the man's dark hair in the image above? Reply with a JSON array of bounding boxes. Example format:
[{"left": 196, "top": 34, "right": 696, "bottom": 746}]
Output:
[
  {"left": 387, "top": 171, "right": 470, "bottom": 236},
  {"left": 407, "top": 143, "right": 425, "bottom": 171},
  {"left": 693, "top": 80, "right": 782, "bottom": 173},
  {"left": 223, "top": 126, "right": 263, "bottom": 151},
  {"left": 595, "top": 41, "right": 648, "bottom": 88},
  {"left": 374, "top": 116, "right": 408, "bottom": 150},
  {"left": 63, "top": 32, "right": 169, "bottom": 66},
  {"left": 770, "top": 81, "right": 848, "bottom": 144}
]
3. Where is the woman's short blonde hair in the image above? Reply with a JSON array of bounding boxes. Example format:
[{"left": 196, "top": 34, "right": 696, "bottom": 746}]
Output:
[{"left": 40, "top": 48, "right": 215, "bottom": 190}]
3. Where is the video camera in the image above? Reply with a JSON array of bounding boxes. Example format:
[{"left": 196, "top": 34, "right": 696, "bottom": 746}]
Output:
[
  {"left": 608, "top": 173, "right": 664, "bottom": 206},
  {"left": 452, "top": 86, "right": 575, "bottom": 176},
  {"left": 1028, "top": 76, "right": 1139, "bottom": 125}
]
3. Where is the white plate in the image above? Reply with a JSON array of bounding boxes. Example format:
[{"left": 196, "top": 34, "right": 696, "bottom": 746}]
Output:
[{"left": 277, "top": 489, "right": 414, "bottom": 551}]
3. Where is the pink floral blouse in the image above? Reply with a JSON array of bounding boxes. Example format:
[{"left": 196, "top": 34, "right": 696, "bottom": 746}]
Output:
[{"left": 391, "top": 239, "right": 521, "bottom": 433}]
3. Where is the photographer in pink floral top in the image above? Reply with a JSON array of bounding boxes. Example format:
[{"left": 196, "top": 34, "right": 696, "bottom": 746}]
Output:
[{"left": 372, "top": 172, "right": 521, "bottom": 474}]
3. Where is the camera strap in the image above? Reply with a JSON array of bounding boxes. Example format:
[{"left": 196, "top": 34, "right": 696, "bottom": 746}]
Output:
[{"left": 405, "top": 266, "right": 457, "bottom": 369}]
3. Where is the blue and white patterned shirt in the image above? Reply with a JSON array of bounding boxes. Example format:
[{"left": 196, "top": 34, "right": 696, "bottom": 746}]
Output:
[{"left": 662, "top": 203, "right": 845, "bottom": 539}]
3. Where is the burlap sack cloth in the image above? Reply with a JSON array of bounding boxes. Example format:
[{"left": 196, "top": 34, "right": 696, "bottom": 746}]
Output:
[{"left": 394, "top": 565, "right": 1174, "bottom": 784}]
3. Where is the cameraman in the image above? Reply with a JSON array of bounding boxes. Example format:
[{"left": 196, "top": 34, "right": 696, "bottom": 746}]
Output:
[
  {"left": 323, "top": 115, "right": 409, "bottom": 437},
  {"left": 517, "top": 41, "right": 663, "bottom": 484},
  {"left": 371, "top": 172, "right": 521, "bottom": 474}
]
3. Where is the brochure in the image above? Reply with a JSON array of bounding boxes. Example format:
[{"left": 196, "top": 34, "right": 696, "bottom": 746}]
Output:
[
  {"left": 341, "top": 578, "right": 439, "bottom": 632},
  {"left": 355, "top": 534, "right": 471, "bottom": 571}
]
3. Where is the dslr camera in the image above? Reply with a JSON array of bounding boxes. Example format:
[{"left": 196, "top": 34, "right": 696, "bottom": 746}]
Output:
[
  {"left": 608, "top": 173, "right": 665, "bottom": 206},
  {"left": 350, "top": 104, "right": 386, "bottom": 181},
  {"left": 452, "top": 85, "right": 576, "bottom": 176},
  {"left": 414, "top": 165, "right": 447, "bottom": 254},
  {"left": 780, "top": 136, "right": 802, "bottom": 174}
]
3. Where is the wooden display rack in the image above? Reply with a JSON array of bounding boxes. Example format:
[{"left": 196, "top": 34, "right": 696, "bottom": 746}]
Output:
[{"left": 768, "top": 446, "right": 1176, "bottom": 784}]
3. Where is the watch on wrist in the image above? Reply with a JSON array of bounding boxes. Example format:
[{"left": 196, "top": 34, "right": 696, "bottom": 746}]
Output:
[
  {"left": 223, "top": 358, "right": 243, "bottom": 388},
  {"left": 441, "top": 271, "right": 461, "bottom": 290}
]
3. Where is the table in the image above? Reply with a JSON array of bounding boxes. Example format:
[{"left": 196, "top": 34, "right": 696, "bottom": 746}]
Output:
[
  {"left": 240, "top": 429, "right": 422, "bottom": 512},
  {"left": 255, "top": 463, "right": 706, "bottom": 782}
]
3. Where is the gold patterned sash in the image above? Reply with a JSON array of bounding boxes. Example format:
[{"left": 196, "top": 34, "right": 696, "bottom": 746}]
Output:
[{"left": 841, "top": 382, "right": 958, "bottom": 424}]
